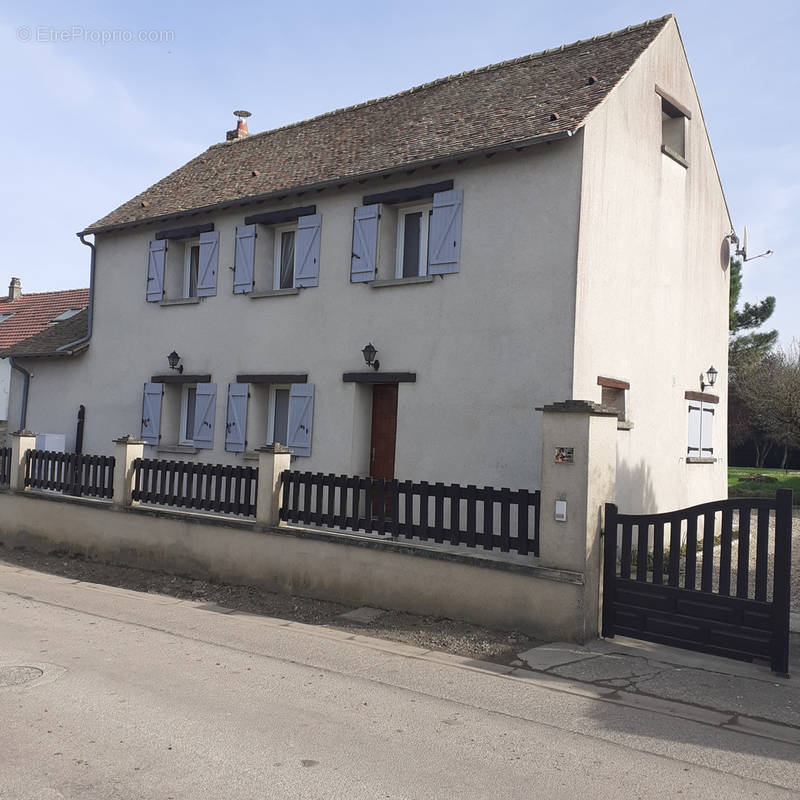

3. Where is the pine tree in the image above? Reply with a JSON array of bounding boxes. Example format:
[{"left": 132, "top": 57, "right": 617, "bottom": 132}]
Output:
[{"left": 728, "top": 258, "right": 777, "bottom": 374}]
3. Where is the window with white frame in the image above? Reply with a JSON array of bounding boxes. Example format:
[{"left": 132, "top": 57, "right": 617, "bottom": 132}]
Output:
[
  {"left": 181, "top": 239, "right": 200, "bottom": 299},
  {"left": 273, "top": 225, "right": 297, "bottom": 290},
  {"left": 395, "top": 203, "right": 432, "bottom": 278},
  {"left": 140, "top": 380, "right": 217, "bottom": 451},
  {"left": 146, "top": 229, "right": 219, "bottom": 303},
  {"left": 232, "top": 212, "right": 322, "bottom": 295},
  {"left": 350, "top": 185, "right": 463, "bottom": 283},
  {"left": 266, "top": 385, "right": 291, "bottom": 445},
  {"left": 225, "top": 379, "right": 314, "bottom": 456},
  {"left": 179, "top": 384, "right": 198, "bottom": 445}
]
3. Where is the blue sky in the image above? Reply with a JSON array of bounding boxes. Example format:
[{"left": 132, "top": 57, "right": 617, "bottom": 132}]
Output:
[{"left": 1, "top": 1, "right": 797, "bottom": 343}]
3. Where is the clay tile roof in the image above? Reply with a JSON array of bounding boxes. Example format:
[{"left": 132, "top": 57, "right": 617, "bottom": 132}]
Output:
[
  {"left": 0, "top": 308, "right": 89, "bottom": 358},
  {"left": 84, "top": 15, "right": 672, "bottom": 234},
  {"left": 0, "top": 288, "right": 89, "bottom": 349}
]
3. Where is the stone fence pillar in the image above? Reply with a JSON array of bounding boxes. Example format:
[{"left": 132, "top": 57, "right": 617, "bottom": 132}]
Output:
[
  {"left": 112, "top": 436, "right": 145, "bottom": 507},
  {"left": 9, "top": 429, "right": 36, "bottom": 491},
  {"left": 537, "top": 401, "right": 618, "bottom": 641},
  {"left": 256, "top": 444, "right": 292, "bottom": 527}
]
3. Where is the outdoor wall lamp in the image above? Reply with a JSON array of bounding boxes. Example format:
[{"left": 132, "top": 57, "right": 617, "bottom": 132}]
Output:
[
  {"left": 167, "top": 350, "right": 184, "bottom": 374},
  {"left": 361, "top": 342, "right": 380, "bottom": 371},
  {"left": 700, "top": 365, "right": 717, "bottom": 392}
]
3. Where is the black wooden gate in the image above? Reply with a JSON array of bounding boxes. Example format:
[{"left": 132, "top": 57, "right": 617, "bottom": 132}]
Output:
[{"left": 602, "top": 489, "right": 792, "bottom": 675}]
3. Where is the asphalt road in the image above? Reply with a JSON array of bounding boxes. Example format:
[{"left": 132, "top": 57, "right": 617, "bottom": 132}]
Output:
[{"left": 1, "top": 565, "right": 799, "bottom": 799}]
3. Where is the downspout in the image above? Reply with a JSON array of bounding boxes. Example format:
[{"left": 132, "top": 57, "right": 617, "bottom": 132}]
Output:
[
  {"left": 57, "top": 233, "right": 95, "bottom": 353},
  {"left": 8, "top": 356, "right": 30, "bottom": 430}
]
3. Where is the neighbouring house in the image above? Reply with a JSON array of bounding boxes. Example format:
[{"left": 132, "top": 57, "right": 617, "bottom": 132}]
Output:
[
  {"left": 0, "top": 279, "right": 89, "bottom": 438},
  {"left": 6, "top": 14, "right": 731, "bottom": 513}
]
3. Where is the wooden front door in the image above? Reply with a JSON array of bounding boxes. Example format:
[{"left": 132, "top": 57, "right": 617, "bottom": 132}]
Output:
[{"left": 370, "top": 384, "right": 398, "bottom": 481}]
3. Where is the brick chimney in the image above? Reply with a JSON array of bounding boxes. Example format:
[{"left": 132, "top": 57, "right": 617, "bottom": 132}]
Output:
[
  {"left": 8, "top": 277, "right": 21, "bottom": 301},
  {"left": 226, "top": 110, "right": 251, "bottom": 141}
]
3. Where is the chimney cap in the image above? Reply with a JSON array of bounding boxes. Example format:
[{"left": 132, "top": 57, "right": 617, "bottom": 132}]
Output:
[{"left": 234, "top": 110, "right": 252, "bottom": 119}]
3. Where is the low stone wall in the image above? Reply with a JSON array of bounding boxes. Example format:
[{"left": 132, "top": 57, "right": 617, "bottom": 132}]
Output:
[{"left": 0, "top": 488, "right": 589, "bottom": 642}]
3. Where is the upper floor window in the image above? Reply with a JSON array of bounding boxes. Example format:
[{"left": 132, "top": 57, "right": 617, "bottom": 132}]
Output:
[
  {"left": 396, "top": 204, "right": 431, "bottom": 279},
  {"left": 350, "top": 182, "right": 463, "bottom": 284},
  {"left": 146, "top": 225, "right": 219, "bottom": 303},
  {"left": 233, "top": 208, "right": 321, "bottom": 295},
  {"left": 656, "top": 85, "right": 690, "bottom": 167}
]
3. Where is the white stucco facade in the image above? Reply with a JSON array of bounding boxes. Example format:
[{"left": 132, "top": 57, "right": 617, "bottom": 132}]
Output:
[{"left": 10, "top": 18, "right": 731, "bottom": 513}]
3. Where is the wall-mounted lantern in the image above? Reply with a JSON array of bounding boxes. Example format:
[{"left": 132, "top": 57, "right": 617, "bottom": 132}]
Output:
[
  {"left": 167, "top": 350, "right": 183, "bottom": 374},
  {"left": 361, "top": 342, "right": 380, "bottom": 372},
  {"left": 700, "top": 365, "right": 717, "bottom": 392}
]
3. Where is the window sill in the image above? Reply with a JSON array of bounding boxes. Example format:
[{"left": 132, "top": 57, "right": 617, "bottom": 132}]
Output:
[
  {"left": 661, "top": 145, "right": 688, "bottom": 169},
  {"left": 370, "top": 275, "right": 435, "bottom": 289},
  {"left": 160, "top": 297, "right": 201, "bottom": 307},
  {"left": 250, "top": 288, "right": 300, "bottom": 299},
  {"left": 157, "top": 443, "right": 199, "bottom": 455},
  {"left": 687, "top": 457, "right": 715, "bottom": 464}
]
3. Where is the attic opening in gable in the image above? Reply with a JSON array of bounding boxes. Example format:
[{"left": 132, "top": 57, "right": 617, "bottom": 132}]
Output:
[{"left": 656, "top": 86, "right": 691, "bottom": 166}]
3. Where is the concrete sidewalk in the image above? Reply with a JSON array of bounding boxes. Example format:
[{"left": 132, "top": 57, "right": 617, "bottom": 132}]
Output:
[{"left": 516, "top": 629, "right": 800, "bottom": 740}]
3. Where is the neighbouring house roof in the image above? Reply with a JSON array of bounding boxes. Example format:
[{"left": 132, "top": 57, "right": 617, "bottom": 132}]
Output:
[
  {"left": 0, "top": 307, "right": 89, "bottom": 359},
  {"left": 84, "top": 15, "right": 672, "bottom": 234},
  {"left": 0, "top": 288, "right": 89, "bottom": 349}
]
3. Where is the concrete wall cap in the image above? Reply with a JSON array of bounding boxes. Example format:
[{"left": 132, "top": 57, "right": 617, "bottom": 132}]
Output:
[
  {"left": 11, "top": 429, "right": 36, "bottom": 437},
  {"left": 113, "top": 435, "right": 146, "bottom": 444},
  {"left": 256, "top": 444, "right": 292, "bottom": 454}
]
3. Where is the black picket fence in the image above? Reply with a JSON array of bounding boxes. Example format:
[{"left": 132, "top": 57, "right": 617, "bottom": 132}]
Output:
[
  {"left": 24, "top": 449, "right": 115, "bottom": 499},
  {"left": 131, "top": 457, "right": 258, "bottom": 517},
  {"left": 0, "top": 446, "right": 11, "bottom": 485},
  {"left": 279, "top": 470, "right": 540, "bottom": 556}
]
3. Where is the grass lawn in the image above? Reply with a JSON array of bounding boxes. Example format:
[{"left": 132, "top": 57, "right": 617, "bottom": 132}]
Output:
[{"left": 728, "top": 466, "right": 800, "bottom": 502}]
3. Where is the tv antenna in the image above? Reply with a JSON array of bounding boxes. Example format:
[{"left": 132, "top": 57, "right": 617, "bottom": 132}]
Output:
[{"left": 729, "top": 227, "right": 773, "bottom": 262}]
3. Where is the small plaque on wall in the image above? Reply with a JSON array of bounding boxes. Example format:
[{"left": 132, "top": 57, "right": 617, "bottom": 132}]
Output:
[{"left": 555, "top": 447, "right": 574, "bottom": 464}]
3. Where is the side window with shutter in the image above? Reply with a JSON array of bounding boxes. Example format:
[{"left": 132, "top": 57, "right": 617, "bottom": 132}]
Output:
[
  {"left": 233, "top": 225, "right": 256, "bottom": 294},
  {"left": 225, "top": 383, "right": 248, "bottom": 452},
  {"left": 141, "top": 382, "right": 163, "bottom": 444},
  {"left": 287, "top": 383, "right": 314, "bottom": 457},
  {"left": 193, "top": 383, "right": 217, "bottom": 449},
  {"left": 688, "top": 401, "right": 714, "bottom": 459},
  {"left": 147, "top": 241, "right": 166, "bottom": 302},
  {"left": 351, "top": 206, "right": 378, "bottom": 282}
]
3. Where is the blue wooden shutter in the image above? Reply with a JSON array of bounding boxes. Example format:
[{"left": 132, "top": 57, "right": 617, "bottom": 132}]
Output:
[
  {"left": 351, "top": 206, "right": 378, "bottom": 282},
  {"left": 700, "top": 404, "right": 714, "bottom": 456},
  {"left": 429, "top": 188, "right": 463, "bottom": 275},
  {"left": 197, "top": 231, "right": 219, "bottom": 297},
  {"left": 140, "top": 382, "right": 163, "bottom": 445},
  {"left": 225, "top": 383, "right": 248, "bottom": 452},
  {"left": 147, "top": 240, "right": 166, "bottom": 302},
  {"left": 295, "top": 214, "right": 322, "bottom": 288},
  {"left": 287, "top": 383, "right": 314, "bottom": 457},
  {"left": 193, "top": 383, "right": 217, "bottom": 449},
  {"left": 687, "top": 402, "right": 701, "bottom": 457},
  {"left": 233, "top": 225, "right": 256, "bottom": 294}
]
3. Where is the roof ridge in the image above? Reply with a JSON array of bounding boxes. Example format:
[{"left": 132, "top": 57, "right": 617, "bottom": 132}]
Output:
[
  {"left": 0, "top": 287, "right": 89, "bottom": 303},
  {"left": 209, "top": 14, "right": 673, "bottom": 152}
]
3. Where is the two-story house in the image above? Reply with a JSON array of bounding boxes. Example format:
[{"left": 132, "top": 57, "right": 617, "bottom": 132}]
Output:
[{"left": 7, "top": 14, "right": 731, "bottom": 513}]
